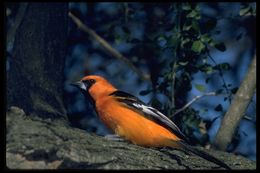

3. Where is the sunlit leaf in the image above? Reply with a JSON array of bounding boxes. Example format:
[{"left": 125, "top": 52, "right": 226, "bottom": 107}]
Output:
[
  {"left": 180, "top": 38, "right": 191, "bottom": 48},
  {"left": 201, "top": 34, "right": 212, "bottom": 43},
  {"left": 195, "top": 83, "right": 206, "bottom": 92},
  {"left": 187, "top": 10, "right": 197, "bottom": 18},
  {"left": 183, "top": 24, "right": 192, "bottom": 31},
  {"left": 199, "top": 64, "right": 214, "bottom": 74},
  {"left": 191, "top": 40, "right": 205, "bottom": 53},
  {"left": 240, "top": 6, "right": 251, "bottom": 16}
]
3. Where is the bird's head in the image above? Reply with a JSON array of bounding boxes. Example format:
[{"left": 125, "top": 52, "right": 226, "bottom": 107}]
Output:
[{"left": 71, "top": 75, "right": 117, "bottom": 101}]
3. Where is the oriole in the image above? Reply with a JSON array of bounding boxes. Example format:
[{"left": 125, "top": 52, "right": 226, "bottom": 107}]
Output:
[{"left": 72, "top": 75, "right": 231, "bottom": 169}]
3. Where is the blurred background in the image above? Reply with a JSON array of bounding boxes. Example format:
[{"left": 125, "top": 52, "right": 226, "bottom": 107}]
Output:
[{"left": 6, "top": 2, "right": 256, "bottom": 161}]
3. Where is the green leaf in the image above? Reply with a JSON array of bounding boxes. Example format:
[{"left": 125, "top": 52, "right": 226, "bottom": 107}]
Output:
[
  {"left": 178, "top": 61, "right": 189, "bottom": 66},
  {"left": 214, "top": 42, "right": 226, "bottom": 52},
  {"left": 215, "top": 63, "right": 231, "bottom": 71},
  {"left": 199, "top": 64, "right": 214, "bottom": 74},
  {"left": 240, "top": 6, "right": 251, "bottom": 16},
  {"left": 182, "top": 4, "right": 191, "bottom": 11},
  {"left": 192, "top": 20, "right": 200, "bottom": 32},
  {"left": 6, "top": 8, "right": 11, "bottom": 16},
  {"left": 209, "top": 39, "right": 217, "bottom": 47},
  {"left": 158, "top": 36, "right": 166, "bottom": 41},
  {"left": 157, "top": 36, "right": 167, "bottom": 47},
  {"left": 187, "top": 10, "right": 197, "bottom": 18},
  {"left": 214, "top": 104, "right": 223, "bottom": 112},
  {"left": 187, "top": 7, "right": 201, "bottom": 20},
  {"left": 195, "top": 13, "right": 201, "bottom": 20},
  {"left": 191, "top": 40, "right": 205, "bottom": 53},
  {"left": 201, "top": 34, "right": 212, "bottom": 43},
  {"left": 114, "top": 34, "right": 122, "bottom": 44},
  {"left": 168, "top": 36, "right": 179, "bottom": 47},
  {"left": 183, "top": 24, "right": 192, "bottom": 31},
  {"left": 195, "top": 83, "right": 206, "bottom": 92},
  {"left": 180, "top": 38, "right": 191, "bottom": 48}
]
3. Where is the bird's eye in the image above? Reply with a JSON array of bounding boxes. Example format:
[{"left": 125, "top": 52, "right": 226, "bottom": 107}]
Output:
[
  {"left": 89, "top": 79, "right": 95, "bottom": 83},
  {"left": 83, "top": 79, "right": 96, "bottom": 89}
]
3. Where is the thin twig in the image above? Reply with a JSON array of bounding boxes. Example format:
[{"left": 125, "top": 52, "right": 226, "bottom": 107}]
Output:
[
  {"left": 243, "top": 115, "right": 255, "bottom": 122},
  {"left": 206, "top": 50, "right": 232, "bottom": 103},
  {"left": 172, "top": 92, "right": 219, "bottom": 116},
  {"left": 170, "top": 4, "right": 181, "bottom": 111},
  {"left": 171, "top": 62, "right": 178, "bottom": 109},
  {"left": 68, "top": 12, "right": 150, "bottom": 81}
]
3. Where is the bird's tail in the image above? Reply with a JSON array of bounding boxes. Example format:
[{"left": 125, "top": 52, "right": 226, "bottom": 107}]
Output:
[{"left": 168, "top": 139, "right": 231, "bottom": 170}]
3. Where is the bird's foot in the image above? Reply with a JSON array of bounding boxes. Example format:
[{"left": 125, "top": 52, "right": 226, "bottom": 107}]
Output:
[{"left": 104, "top": 134, "right": 125, "bottom": 142}]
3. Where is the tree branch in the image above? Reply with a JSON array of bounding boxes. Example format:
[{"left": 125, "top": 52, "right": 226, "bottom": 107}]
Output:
[
  {"left": 171, "top": 62, "right": 178, "bottom": 110},
  {"left": 68, "top": 12, "right": 150, "bottom": 81},
  {"left": 206, "top": 50, "right": 232, "bottom": 103},
  {"left": 214, "top": 55, "right": 256, "bottom": 151},
  {"left": 172, "top": 92, "right": 219, "bottom": 116}
]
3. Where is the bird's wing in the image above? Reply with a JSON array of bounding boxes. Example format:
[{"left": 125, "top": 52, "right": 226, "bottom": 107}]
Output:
[{"left": 109, "top": 90, "right": 188, "bottom": 142}]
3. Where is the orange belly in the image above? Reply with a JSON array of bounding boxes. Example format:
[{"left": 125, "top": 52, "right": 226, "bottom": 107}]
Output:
[{"left": 96, "top": 99, "right": 180, "bottom": 147}]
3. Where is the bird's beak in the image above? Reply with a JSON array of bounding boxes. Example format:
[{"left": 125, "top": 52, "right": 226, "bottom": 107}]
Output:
[{"left": 71, "top": 81, "right": 87, "bottom": 91}]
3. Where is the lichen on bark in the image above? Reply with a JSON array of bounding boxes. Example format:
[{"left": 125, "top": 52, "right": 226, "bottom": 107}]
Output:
[{"left": 6, "top": 107, "right": 256, "bottom": 169}]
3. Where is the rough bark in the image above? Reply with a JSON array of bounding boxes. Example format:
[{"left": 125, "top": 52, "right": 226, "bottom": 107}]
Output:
[
  {"left": 214, "top": 55, "right": 256, "bottom": 151},
  {"left": 6, "top": 107, "right": 256, "bottom": 170},
  {"left": 6, "top": 3, "right": 68, "bottom": 121}
]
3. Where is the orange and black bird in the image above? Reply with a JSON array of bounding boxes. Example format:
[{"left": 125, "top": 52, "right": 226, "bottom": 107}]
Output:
[{"left": 72, "top": 75, "right": 231, "bottom": 169}]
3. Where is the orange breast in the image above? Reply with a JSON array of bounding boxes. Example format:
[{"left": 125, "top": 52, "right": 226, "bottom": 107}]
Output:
[{"left": 95, "top": 98, "right": 180, "bottom": 147}]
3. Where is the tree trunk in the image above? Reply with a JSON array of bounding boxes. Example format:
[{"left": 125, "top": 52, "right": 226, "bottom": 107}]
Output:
[
  {"left": 214, "top": 55, "right": 256, "bottom": 150},
  {"left": 7, "top": 3, "right": 68, "bottom": 121}
]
